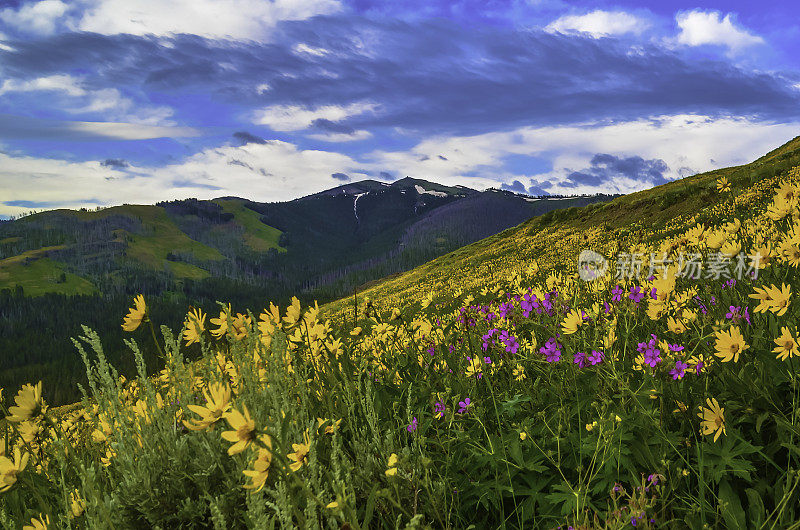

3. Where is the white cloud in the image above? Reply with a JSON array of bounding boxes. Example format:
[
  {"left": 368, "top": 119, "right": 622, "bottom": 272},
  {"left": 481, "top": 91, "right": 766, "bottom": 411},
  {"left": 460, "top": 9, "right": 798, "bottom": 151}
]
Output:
[
  {"left": 306, "top": 130, "right": 373, "bottom": 142},
  {"left": 0, "top": 74, "right": 85, "bottom": 97},
  {"left": 0, "top": 74, "right": 175, "bottom": 125},
  {"left": 545, "top": 10, "right": 650, "bottom": 38},
  {"left": 675, "top": 10, "right": 763, "bottom": 54},
  {"left": 253, "top": 102, "right": 378, "bottom": 132},
  {"left": 367, "top": 115, "right": 800, "bottom": 195},
  {"left": 3, "top": 115, "right": 798, "bottom": 217},
  {"left": 0, "top": 139, "right": 361, "bottom": 217},
  {"left": 67, "top": 120, "right": 197, "bottom": 140},
  {"left": 73, "top": 0, "right": 341, "bottom": 40},
  {"left": 293, "top": 43, "right": 331, "bottom": 56},
  {"left": 0, "top": 0, "right": 68, "bottom": 35}
]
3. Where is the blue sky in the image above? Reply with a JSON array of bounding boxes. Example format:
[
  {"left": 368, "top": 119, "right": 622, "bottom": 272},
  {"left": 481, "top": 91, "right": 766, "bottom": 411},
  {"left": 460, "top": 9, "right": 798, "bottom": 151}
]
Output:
[{"left": 0, "top": 0, "right": 799, "bottom": 218}]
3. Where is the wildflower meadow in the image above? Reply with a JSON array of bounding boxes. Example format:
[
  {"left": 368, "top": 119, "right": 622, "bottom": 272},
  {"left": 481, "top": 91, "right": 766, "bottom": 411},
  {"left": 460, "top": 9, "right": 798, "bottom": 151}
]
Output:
[{"left": 1, "top": 166, "right": 800, "bottom": 528}]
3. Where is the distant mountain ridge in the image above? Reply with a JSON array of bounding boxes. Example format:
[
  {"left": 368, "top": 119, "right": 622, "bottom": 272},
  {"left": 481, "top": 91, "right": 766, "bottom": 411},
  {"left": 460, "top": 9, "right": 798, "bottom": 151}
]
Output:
[
  {"left": 0, "top": 177, "right": 618, "bottom": 303},
  {"left": 0, "top": 176, "right": 616, "bottom": 403}
]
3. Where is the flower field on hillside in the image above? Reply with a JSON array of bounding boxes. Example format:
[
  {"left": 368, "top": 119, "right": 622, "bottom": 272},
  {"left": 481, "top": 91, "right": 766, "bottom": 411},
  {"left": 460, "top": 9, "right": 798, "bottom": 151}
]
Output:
[{"left": 0, "top": 168, "right": 799, "bottom": 528}]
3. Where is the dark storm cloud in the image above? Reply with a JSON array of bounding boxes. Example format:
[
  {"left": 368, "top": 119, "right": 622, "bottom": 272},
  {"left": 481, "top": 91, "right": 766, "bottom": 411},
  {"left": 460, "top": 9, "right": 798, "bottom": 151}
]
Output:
[
  {"left": 311, "top": 119, "right": 355, "bottom": 134},
  {"left": 2, "top": 17, "right": 800, "bottom": 137},
  {"left": 527, "top": 181, "right": 552, "bottom": 196},
  {"left": 566, "top": 154, "right": 670, "bottom": 187},
  {"left": 331, "top": 172, "right": 351, "bottom": 181},
  {"left": 233, "top": 131, "right": 268, "bottom": 145},
  {"left": 101, "top": 158, "right": 128, "bottom": 168},
  {"left": 501, "top": 180, "right": 526, "bottom": 193}
]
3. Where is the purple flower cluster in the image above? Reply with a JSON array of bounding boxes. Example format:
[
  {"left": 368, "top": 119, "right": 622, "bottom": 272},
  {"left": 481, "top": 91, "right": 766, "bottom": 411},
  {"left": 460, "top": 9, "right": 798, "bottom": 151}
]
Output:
[
  {"left": 587, "top": 350, "right": 604, "bottom": 365},
  {"left": 481, "top": 329, "right": 520, "bottom": 354},
  {"left": 539, "top": 337, "right": 562, "bottom": 363},
  {"left": 574, "top": 350, "right": 603, "bottom": 368},
  {"left": 458, "top": 398, "right": 472, "bottom": 414},
  {"left": 573, "top": 351, "right": 586, "bottom": 368},
  {"left": 498, "top": 330, "right": 519, "bottom": 354},
  {"left": 497, "top": 300, "right": 515, "bottom": 319},
  {"left": 629, "top": 286, "right": 645, "bottom": 304},
  {"left": 611, "top": 285, "right": 624, "bottom": 302},
  {"left": 670, "top": 360, "right": 689, "bottom": 380},
  {"left": 637, "top": 334, "right": 661, "bottom": 367},
  {"left": 520, "top": 290, "right": 541, "bottom": 317},
  {"left": 407, "top": 417, "right": 418, "bottom": 432},
  {"left": 481, "top": 329, "right": 496, "bottom": 352}
]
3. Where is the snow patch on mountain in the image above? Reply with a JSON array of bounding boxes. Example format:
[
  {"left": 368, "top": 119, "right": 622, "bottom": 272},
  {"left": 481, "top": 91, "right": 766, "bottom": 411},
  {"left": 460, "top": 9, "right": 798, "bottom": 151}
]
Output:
[{"left": 414, "top": 185, "right": 448, "bottom": 197}]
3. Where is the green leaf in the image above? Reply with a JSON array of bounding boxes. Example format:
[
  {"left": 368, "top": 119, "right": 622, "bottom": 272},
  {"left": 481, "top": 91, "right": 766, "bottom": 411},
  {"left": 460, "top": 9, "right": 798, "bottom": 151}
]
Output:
[
  {"left": 718, "top": 479, "right": 746, "bottom": 529},
  {"left": 362, "top": 483, "right": 378, "bottom": 528},
  {"left": 744, "top": 488, "right": 765, "bottom": 529}
]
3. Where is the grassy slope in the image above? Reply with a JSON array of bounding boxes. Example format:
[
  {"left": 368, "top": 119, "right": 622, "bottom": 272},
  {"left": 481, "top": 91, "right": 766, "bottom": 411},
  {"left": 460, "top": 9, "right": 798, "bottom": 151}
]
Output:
[
  {"left": 0, "top": 246, "right": 97, "bottom": 296},
  {"left": 213, "top": 199, "right": 286, "bottom": 253},
  {"left": 322, "top": 135, "right": 800, "bottom": 320},
  {"left": 12, "top": 205, "right": 227, "bottom": 288}
]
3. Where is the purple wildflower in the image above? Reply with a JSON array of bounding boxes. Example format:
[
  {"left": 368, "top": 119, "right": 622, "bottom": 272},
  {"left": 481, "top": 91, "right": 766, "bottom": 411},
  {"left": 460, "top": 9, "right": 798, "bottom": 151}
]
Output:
[
  {"left": 520, "top": 290, "right": 541, "bottom": 317},
  {"left": 587, "top": 350, "right": 604, "bottom": 366},
  {"left": 670, "top": 361, "right": 689, "bottom": 380},
  {"left": 458, "top": 398, "right": 472, "bottom": 414},
  {"left": 629, "top": 286, "right": 644, "bottom": 303},
  {"left": 574, "top": 351, "right": 586, "bottom": 368},
  {"left": 649, "top": 287, "right": 658, "bottom": 300},
  {"left": 637, "top": 334, "right": 661, "bottom": 367},
  {"left": 434, "top": 402, "right": 445, "bottom": 419},
  {"left": 498, "top": 330, "right": 520, "bottom": 354},
  {"left": 539, "top": 337, "right": 562, "bottom": 363},
  {"left": 611, "top": 285, "right": 624, "bottom": 302},
  {"left": 407, "top": 417, "right": 418, "bottom": 432},
  {"left": 497, "top": 301, "right": 515, "bottom": 319}
]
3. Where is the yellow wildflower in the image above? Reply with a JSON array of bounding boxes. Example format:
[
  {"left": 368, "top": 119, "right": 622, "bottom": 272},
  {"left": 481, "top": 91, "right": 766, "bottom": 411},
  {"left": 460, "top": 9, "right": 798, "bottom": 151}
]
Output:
[
  {"left": 287, "top": 429, "right": 311, "bottom": 472},
  {"left": 22, "top": 514, "right": 49, "bottom": 530},
  {"left": 317, "top": 417, "right": 342, "bottom": 435},
  {"left": 70, "top": 489, "right": 85, "bottom": 518},
  {"left": 8, "top": 381, "right": 46, "bottom": 422},
  {"left": 209, "top": 304, "right": 232, "bottom": 339},
  {"left": 183, "top": 307, "right": 206, "bottom": 346},
  {"left": 0, "top": 447, "right": 29, "bottom": 492},
  {"left": 283, "top": 296, "right": 302, "bottom": 327},
  {"left": 385, "top": 453, "right": 399, "bottom": 476},
  {"left": 766, "top": 283, "right": 792, "bottom": 316},
  {"left": 698, "top": 397, "right": 726, "bottom": 442},
  {"left": 716, "top": 177, "right": 730, "bottom": 193},
  {"left": 561, "top": 309, "right": 584, "bottom": 335},
  {"left": 714, "top": 326, "right": 748, "bottom": 363},
  {"left": 18, "top": 420, "right": 41, "bottom": 444},
  {"left": 773, "top": 327, "right": 800, "bottom": 361},
  {"left": 221, "top": 406, "right": 256, "bottom": 455},
  {"left": 121, "top": 294, "right": 148, "bottom": 332},
  {"left": 184, "top": 382, "right": 232, "bottom": 431},
  {"left": 243, "top": 435, "right": 273, "bottom": 492},
  {"left": 667, "top": 316, "right": 686, "bottom": 334}
]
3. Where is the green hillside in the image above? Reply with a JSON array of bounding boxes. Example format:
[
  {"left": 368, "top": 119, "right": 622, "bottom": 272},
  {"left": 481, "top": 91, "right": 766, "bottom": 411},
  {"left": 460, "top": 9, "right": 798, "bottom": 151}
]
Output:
[
  {"left": 213, "top": 199, "right": 286, "bottom": 253},
  {"left": 322, "top": 136, "right": 800, "bottom": 320}
]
